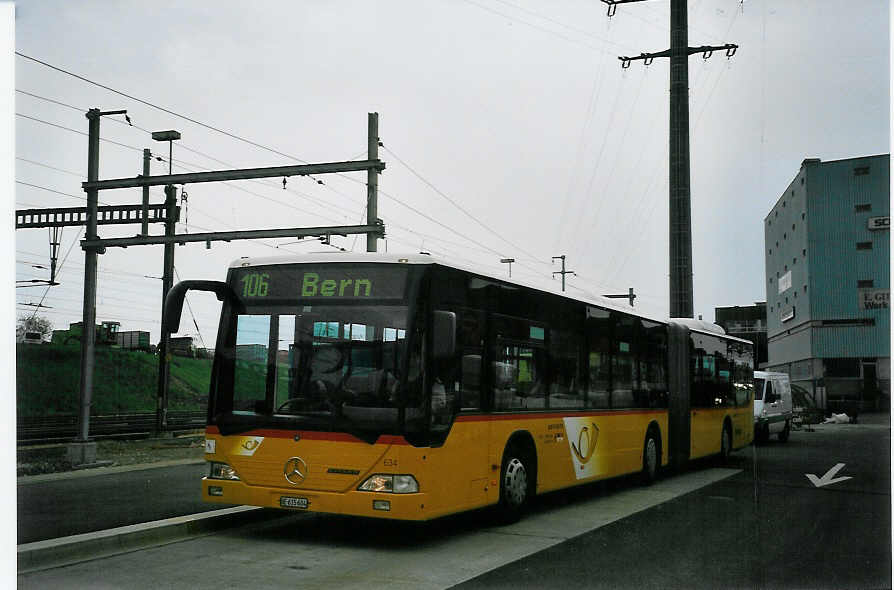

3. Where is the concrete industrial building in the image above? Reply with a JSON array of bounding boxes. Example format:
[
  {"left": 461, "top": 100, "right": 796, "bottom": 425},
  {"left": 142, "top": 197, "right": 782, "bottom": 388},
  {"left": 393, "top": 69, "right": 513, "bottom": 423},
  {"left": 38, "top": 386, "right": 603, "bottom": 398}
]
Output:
[{"left": 764, "top": 154, "right": 889, "bottom": 412}]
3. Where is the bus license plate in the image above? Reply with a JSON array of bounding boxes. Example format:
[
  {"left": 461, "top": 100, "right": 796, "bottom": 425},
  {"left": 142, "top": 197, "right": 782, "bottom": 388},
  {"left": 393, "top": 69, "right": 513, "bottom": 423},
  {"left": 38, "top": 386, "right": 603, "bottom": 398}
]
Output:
[{"left": 280, "top": 496, "right": 308, "bottom": 509}]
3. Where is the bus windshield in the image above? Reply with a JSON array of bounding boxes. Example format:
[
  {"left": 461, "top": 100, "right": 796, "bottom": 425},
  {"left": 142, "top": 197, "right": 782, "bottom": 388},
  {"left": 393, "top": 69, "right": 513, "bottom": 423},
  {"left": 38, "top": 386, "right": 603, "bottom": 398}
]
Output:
[{"left": 212, "top": 304, "right": 423, "bottom": 437}]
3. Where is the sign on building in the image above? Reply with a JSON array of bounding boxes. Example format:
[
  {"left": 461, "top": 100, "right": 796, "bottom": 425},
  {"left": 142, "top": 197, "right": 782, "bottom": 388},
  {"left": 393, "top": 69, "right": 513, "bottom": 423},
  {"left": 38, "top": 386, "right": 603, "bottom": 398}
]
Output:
[
  {"left": 868, "top": 216, "right": 889, "bottom": 230},
  {"left": 858, "top": 288, "right": 889, "bottom": 310},
  {"left": 778, "top": 270, "right": 792, "bottom": 294},
  {"left": 780, "top": 306, "right": 795, "bottom": 323}
]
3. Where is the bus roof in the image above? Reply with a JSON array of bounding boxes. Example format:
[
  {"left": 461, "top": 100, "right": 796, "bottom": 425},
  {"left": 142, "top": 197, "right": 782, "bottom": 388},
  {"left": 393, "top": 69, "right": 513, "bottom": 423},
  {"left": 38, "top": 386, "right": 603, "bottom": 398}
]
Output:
[{"left": 229, "top": 252, "right": 749, "bottom": 344}]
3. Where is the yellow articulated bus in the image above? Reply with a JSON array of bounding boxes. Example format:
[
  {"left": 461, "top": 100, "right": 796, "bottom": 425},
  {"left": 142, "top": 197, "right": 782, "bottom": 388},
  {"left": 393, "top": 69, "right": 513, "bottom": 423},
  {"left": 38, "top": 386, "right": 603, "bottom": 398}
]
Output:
[{"left": 164, "top": 252, "right": 754, "bottom": 522}]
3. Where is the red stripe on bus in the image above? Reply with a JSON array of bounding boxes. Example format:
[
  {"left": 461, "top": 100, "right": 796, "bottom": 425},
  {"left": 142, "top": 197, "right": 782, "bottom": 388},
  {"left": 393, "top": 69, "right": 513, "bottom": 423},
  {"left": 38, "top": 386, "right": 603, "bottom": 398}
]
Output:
[
  {"left": 204, "top": 425, "right": 409, "bottom": 445},
  {"left": 454, "top": 409, "right": 668, "bottom": 422}
]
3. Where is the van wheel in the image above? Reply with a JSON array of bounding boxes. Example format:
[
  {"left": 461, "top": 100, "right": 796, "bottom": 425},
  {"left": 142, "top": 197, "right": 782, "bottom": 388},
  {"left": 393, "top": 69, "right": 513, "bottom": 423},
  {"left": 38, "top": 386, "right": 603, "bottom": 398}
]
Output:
[
  {"left": 496, "top": 447, "right": 530, "bottom": 523},
  {"left": 641, "top": 430, "right": 660, "bottom": 485},
  {"left": 777, "top": 420, "right": 790, "bottom": 442},
  {"left": 720, "top": 424, "right": 732, "bottom": 462}
]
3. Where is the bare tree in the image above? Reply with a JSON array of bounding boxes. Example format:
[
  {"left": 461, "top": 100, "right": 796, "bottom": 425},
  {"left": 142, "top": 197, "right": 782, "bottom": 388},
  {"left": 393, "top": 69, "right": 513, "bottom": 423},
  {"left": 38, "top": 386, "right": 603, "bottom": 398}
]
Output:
[{"left": 16, "top": 315, "right": 53, "bottom": 342}]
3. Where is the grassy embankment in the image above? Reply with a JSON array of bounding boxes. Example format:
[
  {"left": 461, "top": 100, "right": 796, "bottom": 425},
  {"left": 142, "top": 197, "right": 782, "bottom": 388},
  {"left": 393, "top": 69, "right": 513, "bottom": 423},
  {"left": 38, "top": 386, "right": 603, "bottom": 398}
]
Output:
[{"left": 16, "top": 343, "right": 213, "bottom": 417}]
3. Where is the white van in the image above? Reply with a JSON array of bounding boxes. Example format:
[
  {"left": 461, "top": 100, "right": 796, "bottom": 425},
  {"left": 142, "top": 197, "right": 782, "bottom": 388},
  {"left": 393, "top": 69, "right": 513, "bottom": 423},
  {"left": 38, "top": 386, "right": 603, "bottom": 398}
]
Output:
[{"left": 753, "top": 371, "right": 793, "bottom": 443}]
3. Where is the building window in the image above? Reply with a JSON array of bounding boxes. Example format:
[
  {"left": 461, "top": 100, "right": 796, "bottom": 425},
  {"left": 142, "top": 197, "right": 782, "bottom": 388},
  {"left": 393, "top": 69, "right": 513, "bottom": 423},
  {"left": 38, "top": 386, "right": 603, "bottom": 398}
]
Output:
[
  {"left": 854, "top": 167, "right": 870, "bottom": 176},
  {"left": 792, "top": 224, "right": 796, "bottom": 231},
  {"left": 768, "top": 249, "right": 772, "bottom": 255},
  {"left": 800, "top": 177, "right": 804, "bottom": 185},
  {"left": 793, "top": 258, "right": 797, "bottom": 265},
  {"left": 804, "top": 285, "right": 807, "bottom": 293},
  {"left": 858, "top": 280, "right": 874, "bottom": 288},
  {"left": 803, "top": 249, "right": 807, "bottom": 256},
  {"left": 801, "top": 212, "right": 805, "bottom": 220},
  {"left": 783, "top": 200, "right": 787, "bottom": 207},
  {"left": 784, "top": 265, "right": 788, "bottom": 271},
  {"left": 857, "top": 242, "right": 873, "bottom": 250},
  {"left": 783, "top": 233, "right": 787, "bottom": 240},
  {"left": 855, "top": 203, "right": 872, "bottom": 212}
]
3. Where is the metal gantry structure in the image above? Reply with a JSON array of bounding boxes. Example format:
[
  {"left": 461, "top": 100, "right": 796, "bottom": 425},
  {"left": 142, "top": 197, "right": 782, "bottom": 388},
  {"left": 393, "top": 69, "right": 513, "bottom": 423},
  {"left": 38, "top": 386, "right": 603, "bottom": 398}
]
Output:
[
  {"left": 15, "top": 110, "right": 386, "bottom": 459},
  {"left": 601, "top": 0, "right": 738, "bottom": 319}
]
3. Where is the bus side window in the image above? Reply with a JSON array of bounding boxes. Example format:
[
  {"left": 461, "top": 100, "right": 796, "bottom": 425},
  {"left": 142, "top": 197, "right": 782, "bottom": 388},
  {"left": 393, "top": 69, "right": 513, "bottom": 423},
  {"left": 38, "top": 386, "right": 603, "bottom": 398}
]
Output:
[
  {"left": 586, "top": 308, "right": 611, "bottom": 409},
  {"left": 549, "top": 327, "right": 582, "bottom": 408},
  {"left": 459, "top": 310, "right": 484, "bottom": 410}
]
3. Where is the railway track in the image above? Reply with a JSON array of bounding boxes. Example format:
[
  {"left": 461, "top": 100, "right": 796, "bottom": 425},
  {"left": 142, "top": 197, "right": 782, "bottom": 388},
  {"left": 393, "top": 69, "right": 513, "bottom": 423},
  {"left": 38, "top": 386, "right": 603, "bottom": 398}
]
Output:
[{"left": 17, "top": 411, "right": 207, "bottom": 445}]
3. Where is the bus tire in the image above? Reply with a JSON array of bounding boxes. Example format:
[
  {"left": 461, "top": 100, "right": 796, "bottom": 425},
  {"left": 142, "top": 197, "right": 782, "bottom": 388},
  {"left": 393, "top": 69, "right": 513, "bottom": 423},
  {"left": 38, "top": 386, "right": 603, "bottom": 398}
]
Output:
[
  {"left": 496, "top": 445, "right": 532, "bottom": 523},
  {"left": 778, "top": 420, "right": 790, "bottom": 443},
  {"left": 640, "top": 429, "right": 660, "bottom": 485},
  {"left": 720, "top": 423, "right": 732, "bottom": 462}
]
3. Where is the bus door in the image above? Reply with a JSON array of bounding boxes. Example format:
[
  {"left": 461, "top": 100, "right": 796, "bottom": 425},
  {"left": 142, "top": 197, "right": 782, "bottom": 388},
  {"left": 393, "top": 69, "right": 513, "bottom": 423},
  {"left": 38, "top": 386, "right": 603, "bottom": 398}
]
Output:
[{"left": 431, "top": 307, "right": 491, "bottom": 510}]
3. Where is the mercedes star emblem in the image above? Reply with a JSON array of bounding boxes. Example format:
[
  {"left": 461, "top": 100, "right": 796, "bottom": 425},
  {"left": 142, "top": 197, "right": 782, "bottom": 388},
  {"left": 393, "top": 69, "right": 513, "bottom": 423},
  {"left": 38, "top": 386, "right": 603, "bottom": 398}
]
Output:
[{"left": 284, "top": 457, "right": 308, "bottom": 485}]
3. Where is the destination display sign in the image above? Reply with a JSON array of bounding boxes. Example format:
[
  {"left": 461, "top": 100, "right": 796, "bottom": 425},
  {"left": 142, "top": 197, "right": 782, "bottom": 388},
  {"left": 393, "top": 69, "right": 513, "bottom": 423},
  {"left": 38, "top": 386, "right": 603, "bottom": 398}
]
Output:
[{"left": 231, "top": 265, "right": 408, "bottom": 301}]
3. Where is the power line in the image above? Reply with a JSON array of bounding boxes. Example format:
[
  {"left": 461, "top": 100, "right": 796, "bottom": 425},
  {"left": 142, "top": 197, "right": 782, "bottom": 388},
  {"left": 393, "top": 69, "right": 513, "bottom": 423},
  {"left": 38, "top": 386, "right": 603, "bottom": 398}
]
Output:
[
  {"left": 17, "top": 156, "right": 83, "bottom": 177},
  {"left": 174, "top": 267, "right": 206, "bottom": 349},
  {"left": 16, "top": 180, "right": 110, "bottom": 206},
  {"left": 16, "top": 52, "right": 315, "bottom": 166},
  {"left": 27, "top": 226, "right": 84, "bottom": 321},
  {"left": 16, "top": 112, "right": 144, "bottom": 154},
  {"left": 381, "top": 145, "right": 549, "bottom": 267}
]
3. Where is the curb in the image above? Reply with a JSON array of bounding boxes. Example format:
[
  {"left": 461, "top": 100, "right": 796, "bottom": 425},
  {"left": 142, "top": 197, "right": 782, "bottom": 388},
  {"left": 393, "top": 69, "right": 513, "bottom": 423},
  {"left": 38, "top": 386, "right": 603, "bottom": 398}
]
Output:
[
  {"left": 17, "top": 458, "right": 206, "bottom": 485},
  {"left": 17, "top": 505, "right": 291, "bottom": 573}
]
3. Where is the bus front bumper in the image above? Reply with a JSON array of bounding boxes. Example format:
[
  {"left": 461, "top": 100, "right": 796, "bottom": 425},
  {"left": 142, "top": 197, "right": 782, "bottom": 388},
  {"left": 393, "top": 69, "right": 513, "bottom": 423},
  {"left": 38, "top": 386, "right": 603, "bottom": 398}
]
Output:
[{"left": 202, "top": 477, "right": 431, "bottom": 520}]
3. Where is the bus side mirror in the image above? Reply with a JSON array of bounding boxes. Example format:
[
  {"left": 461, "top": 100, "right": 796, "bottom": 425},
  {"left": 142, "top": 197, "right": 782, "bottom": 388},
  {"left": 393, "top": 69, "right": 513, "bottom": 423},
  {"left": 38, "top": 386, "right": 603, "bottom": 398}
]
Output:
[
  {"left": 432, "top": 310, "right": 456, "bottom": 359},
  {"left": 163, "top": 280, "right": 242, "bottom": 334}
]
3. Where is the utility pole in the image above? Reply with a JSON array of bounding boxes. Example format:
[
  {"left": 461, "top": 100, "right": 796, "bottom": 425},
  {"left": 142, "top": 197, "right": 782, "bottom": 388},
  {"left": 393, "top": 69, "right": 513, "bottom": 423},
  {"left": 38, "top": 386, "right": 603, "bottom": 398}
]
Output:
[
  {"left": 155, "top": 183, "right": 177, "bottom": 433},
  {"left": 72, "top": 108, "right": 127, "bottom": 465},
  {"left": 552, "top": 255, "right": 575, "bottom": 292},
  {"left": 151, "top": 130, "right": 181, "bottom": 434},
  {"left": 141, "top": 149, "right": 150, "bottom": 236},
  {"left": 602, "top": 0, "right": 738, "bottom": 319},
  {"left": 500, "top": 258, "right": 515, "bottom": 277},
  {"left": 366, "top": 112, "right": 379, "bottom": 253},
  {"left": 603, "top": 287, "right": 637, "bottom": 307}
]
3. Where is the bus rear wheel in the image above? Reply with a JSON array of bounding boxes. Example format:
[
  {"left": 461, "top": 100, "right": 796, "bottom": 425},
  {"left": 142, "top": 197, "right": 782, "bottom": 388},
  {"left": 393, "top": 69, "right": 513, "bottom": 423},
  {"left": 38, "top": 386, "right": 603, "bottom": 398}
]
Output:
[
  {"left": 720, "top": 424, "right": 732, "bottom": 462},
  {"left": 641, "top": 431, "right": 660, "bottom": 485},
  {"left": 496, "top": 448, "right": 530, "bottom": 523}
]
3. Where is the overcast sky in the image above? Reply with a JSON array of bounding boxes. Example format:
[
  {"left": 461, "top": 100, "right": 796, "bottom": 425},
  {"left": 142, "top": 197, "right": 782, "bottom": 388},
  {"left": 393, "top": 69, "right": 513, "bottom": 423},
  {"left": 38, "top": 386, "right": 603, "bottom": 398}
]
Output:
[{"left": 13, "top": 0, "right": 890, "bottom": 347}]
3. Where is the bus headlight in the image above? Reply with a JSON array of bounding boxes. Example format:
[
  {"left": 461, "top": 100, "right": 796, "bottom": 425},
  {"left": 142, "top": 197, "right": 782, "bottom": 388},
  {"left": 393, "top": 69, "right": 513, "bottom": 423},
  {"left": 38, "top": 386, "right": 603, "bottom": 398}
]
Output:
[
  {"left": 358, "top": 474, "right": 418, "bottom": 493},
  {"left": 208, "top": 462, "right": 240, "bottom": 480}
]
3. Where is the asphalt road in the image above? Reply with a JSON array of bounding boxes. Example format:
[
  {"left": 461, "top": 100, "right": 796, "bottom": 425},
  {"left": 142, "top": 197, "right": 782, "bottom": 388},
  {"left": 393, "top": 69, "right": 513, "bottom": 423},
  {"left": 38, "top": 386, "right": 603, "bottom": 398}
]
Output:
[
  {"left": 17, "top": 462, "right": 228, "bottom": 543},
  {"left": 18, "top": 420, "right": 891, "bottom": 589},
  {"left": 455, "top": 422, "right": 892, "bottom": 589}
]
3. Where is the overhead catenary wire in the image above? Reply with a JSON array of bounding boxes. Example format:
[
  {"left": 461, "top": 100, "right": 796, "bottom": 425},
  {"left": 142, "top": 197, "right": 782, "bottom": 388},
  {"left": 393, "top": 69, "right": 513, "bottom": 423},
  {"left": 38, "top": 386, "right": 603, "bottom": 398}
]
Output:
[
  {"left": 381, "top": 145, "right": 549, "bottom": 267},
  {"left": 17, "top": 77, "right": 542, "bottom": 278}
]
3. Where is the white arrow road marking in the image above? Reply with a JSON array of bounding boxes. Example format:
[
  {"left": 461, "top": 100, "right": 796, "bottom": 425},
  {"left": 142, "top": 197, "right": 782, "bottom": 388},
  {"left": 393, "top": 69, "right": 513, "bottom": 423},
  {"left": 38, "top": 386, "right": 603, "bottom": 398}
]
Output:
[{"left": 806, "top": 463, "right": 852, "bottom": 487}]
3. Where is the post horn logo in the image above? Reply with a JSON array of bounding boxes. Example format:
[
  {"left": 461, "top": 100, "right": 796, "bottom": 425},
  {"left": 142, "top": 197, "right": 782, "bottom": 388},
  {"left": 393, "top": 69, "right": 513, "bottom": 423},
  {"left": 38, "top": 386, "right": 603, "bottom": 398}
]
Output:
[
  {"left": 242, "top": 439, "right": 260, "bottom": 452},
  {"left": 284, "top": 457, "right": 308, "bottom": 485},
  {"left": 571, "top": 423, "right": 599, "bottom": 465}
]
